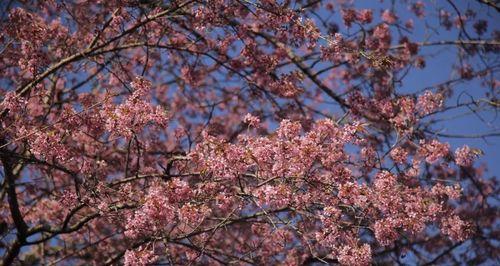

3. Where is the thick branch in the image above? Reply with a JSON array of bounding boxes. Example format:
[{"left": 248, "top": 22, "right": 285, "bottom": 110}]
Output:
[{"left": 0, "top": 141, "right": 28, "bottom": 265}]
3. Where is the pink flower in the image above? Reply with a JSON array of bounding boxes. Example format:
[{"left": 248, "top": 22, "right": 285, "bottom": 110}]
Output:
[
  {"left": 337, "top": 244, "right": 372, "bottom": 266},
  {"left": 357, "top": 9, "right": 373, "bottom": 24},
  {"left": 374, "top": 219, "right": 399, "bottom": 246},
  {"left": 374, "top": 171, "right": 397, "bottom": 190},
  {"left": 244, "top": 113, "right": 261, "bottom": 127},
  {"left": 361, "top": 146, "right": 377, "bottom": 168},
  {"left": 268, "top": 72, "right": 303, "bottom": 98},
  {"left": 347, "top": 91, "right": 368, "bottom": 116},
  {"left": 26, "top": 129, "right": 71, "bottom": 162},
  {"left": 390, "top": 147, "right": 408, "bottom": 164},
  {"left": 178, "top": 203, "right": 211, "bottom": 227},
  {"left": 321, "top": 33, "right": 345, "bottom": 61},
  {"left": 417, "top": 90, "right": 444, "bottom": 116},
  {"left": 59, "top": 189, "right": 78, "bottom": 208},
  {"left": 277, "top": 119, "right": 302, "bottom": 139},
  {"left": 431, "top": 183, "right": 462, "bottom": 200},
  {"left": 341, "top": 9, "right": 357, "bottom": 27},
  {"left": 418, "top": 139, "right": 450, "bottom": 164},
  {"left": 381, "top": 10, "right": 398, "bottom": 24},
  {"left": 255, "top": 184, "right": 292, "bottom": 208},
  {"left": 375, "top": 98, "right": 394, "bottom": 117},
  {"left": 125, "top": 184, "right": 177, "bottom": 239},
  {"left": 124, "top": 247, "right": 157, "bottom": 266},
  {"left": 440, "top": 215, "right": 471, "bottom": 241},
  {"left": 1, "top": 91, "right": 27, "bottom": 113},
  {"left": 454, "top": 145, "right": 477, "bottom": 167},
  {"left": 320, "top": 206, "right": 342, "bottom": 228},
  {"left": 103, "top": 77, "right": 168, "bottom": 138},
  {"left": 372, "top": 24, "right": 392, "bottom": 50},
  {"left": 390, "top": 96, "right": 416, "bottom": 133}
]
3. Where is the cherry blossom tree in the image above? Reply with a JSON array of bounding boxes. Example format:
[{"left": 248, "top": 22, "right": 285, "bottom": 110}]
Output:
[{"left": 0, "top": 0, "right": 498, "bottom": 265}]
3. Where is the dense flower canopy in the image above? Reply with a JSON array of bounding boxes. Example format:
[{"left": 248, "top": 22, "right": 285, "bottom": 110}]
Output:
[{"left": 0, "top": 0, "right": 498, "bottom": 265}]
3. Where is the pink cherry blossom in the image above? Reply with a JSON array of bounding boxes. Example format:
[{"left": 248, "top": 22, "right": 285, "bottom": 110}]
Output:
[
  {"left": 0, "top": 1, "right": 495, "bottom": 265},
  {"left": 382, "top": 9, "right": 398, "bottom": 24},
  {"left": 337, "top": 244, "right": 372, "bottom": 266},
  {"left": 454, "top": 145, "right": 477, "bottom": 167},
  {"left": 417, "top": 90, "right": 444, "bottom": 116},
  {"left": 418, "top": 139, "right": 450, "bottom": 164},
  {"left": 243, "top": 113, "right": 261, "bottom": 128}
]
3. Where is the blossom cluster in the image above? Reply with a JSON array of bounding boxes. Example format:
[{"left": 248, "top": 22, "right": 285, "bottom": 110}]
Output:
[
  {"left": 102, "top": 77, "right": 169, "bottom": 138},
  {"left": 185, "top": 118, "right": 472, "bottom": 264},
  {"left": 454, "top": 145, "right": 478, "bottom": 167},
  {"left": 0, "top": 1, "right": 492, "bottom": 265},
  {"left": 417, "top": 90, "right": 444, "bottom": 116}
]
